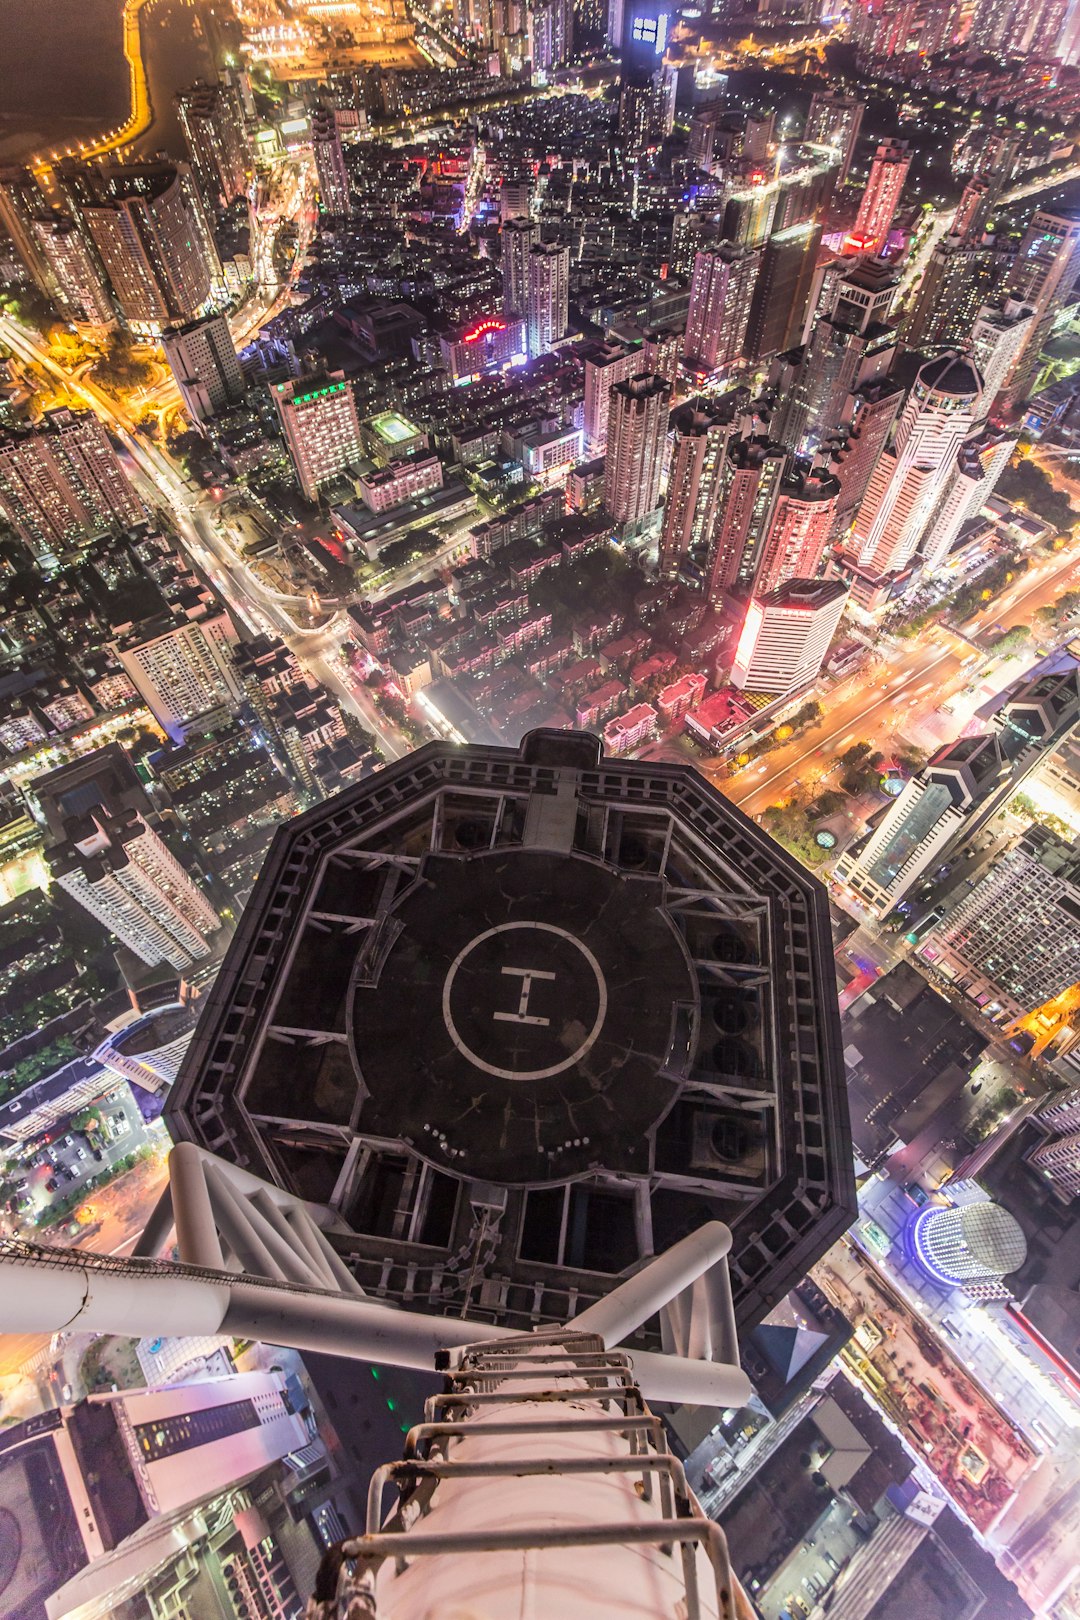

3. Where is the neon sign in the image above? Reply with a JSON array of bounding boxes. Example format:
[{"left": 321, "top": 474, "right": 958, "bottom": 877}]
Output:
[{"left": 463, "top": 317, "right": 506, "bottom": 344}]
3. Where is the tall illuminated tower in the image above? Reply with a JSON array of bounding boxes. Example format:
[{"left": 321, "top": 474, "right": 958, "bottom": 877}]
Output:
[
  {"left": 657, "top": 402, "right": 731, "bottom": 580},
  {"left": 526, "top": 242, "right": 570, "bottom": 357},
  {"left": 682, "top": 244, "right": 760, "bottom": 374},
  {"left": 603, "top": 372, "right": 670, "bottom": 525},
  {"left": 84, "top": 161, "right": 221, "bottom": 331},
  {"left": 311, "top": 107, "right": 353, "bottom": 216},
  {"left": 851, "top": 140, "right": 911, "bottom": 252},
  {"left": 501, "top": 215, "right": 539, "bottom": 318},
  {"left": 1000, "top": 209, "right": 1080, "bottom": 409},
  {"left": 803, "top": 90, "right": 864, "bottom": 183}
]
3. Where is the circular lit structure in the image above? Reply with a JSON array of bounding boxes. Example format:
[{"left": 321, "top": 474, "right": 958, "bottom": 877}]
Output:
[{"left": 910, "top": 1200, "right": 1027, "bottom": 1289}]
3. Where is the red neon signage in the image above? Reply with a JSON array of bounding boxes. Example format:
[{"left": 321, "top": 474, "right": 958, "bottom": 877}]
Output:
[{"left": 463, "top": 317, "right": 506, "bottom": 344}]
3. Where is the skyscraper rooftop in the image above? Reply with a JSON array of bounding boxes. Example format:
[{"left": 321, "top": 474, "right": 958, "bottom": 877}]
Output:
[{"left": 169, "top": 729, "right": 855, "bottom": 1336}]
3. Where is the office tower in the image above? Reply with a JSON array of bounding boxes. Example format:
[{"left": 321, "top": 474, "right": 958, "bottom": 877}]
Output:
[
  {"left": 917, "top": 425, "right": 1015, "bottom": 574},
  {"left": 115, "top": 613, "right": 242, "bottom": 741},
  {"left": 909, "top": 1200, "right": 1027, "bottom": 1289},
  {"left": 803, "top": 91, "right": 864, "bottom": 184},
  {"left": 1030, "top": 1130, "right": 1080, "bottom": 1196},
  {"left": 730, "top": 577, "right": 848, "bottom": 694},
  {"left": 1000, "top": 209, "right": 1080, "bottom": 409},
  {"left": 617, "top": 64, "right": 676, "bottom": 154},
  {"left": 843, "top": 352, "right": 981, "bottom": 597},
  {"left": 0, "top": 164, "right": 54, "bottom": 298},
  {"left": 832, "top": 254, "right": 899, "bottom": 330},
  {"left": 751, "top": 462, "right": 840, "bottom": 596},
  {"left": 682, "top": 244, "right": 761, "bottom": 374},
  {"left": 272, "top": 374, "right": 364, "bottom": 501},
  {"left": 828, "top": 376, "right": 905, "bottom": 537},
  {"left": 501, "top": 215, "right": 540, "bottom": 317},
  {"left": 743, "top": 111, "right": 775, "bottom": 165},
  {"left": 838, "top": 663, "right": 1080, "bottom": 915},
  {"left": 0, "top": 1370, "right": 308, "bottom": 1620},
  {"left": 311, "top": 106, "right": 353, "bottom": 216},
  {"left": 744, "top": 223, "right": 822, "bottom": 363},
  {"left": 851, "top": 140, "right": 911, "bottom": 253},
  {"left": 604, "top": 372, "right": 670, "bottom": 525},
  {"left": 968, "top": 298, "right": 1035, "bottom": 416},
  {"left": 705, "top": 429, "right": 786, "bottom": 603},
  {"left": 1036, "top": 1085, "right": 1080, "bottom": 1134},
  {"left": 164, "top": 729, "right": 855, "bottom": 1334},
  {"left": 581, "top": 337, "right": 640, "bottom": 456},
  {"left": 84, "top": 161, "right": 221, "bottom": 331},
  {"left": 175, "top": 79, "right": 248, "bottom": 206},
  {"left": 499, "top": 177, "right": 532, "bottom": 223},
  {"left": 526, "top": 241, "right": 570, "bottom": 358},
  {"left": 48, "top": 805, "right": 220, "bottom": 967},
  {"left": 0, "top": 407, "right": 143, "bottom": 563},
  {"left": 773, "top": 311, "right": 896, "bottom": 454},
  {"left": 921, "top": 826, "right": 1080, "bottom": 1020},
  {"left": 29, "top": 213, "right": 115, "bottom": 325},
  {"left": 657, "top": 402, "right": 731, "bottom": 579},
  {"left": 162, "top": 313, "right": 246, "bottom": 425}
]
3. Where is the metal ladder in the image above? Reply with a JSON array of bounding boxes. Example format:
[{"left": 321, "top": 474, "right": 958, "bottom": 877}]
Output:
[{"left": 304, "top": 1329, "right": 740, "bottom": 1620}]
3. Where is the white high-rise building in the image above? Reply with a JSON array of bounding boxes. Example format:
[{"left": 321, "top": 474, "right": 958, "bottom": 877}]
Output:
[
  {"left": 163, "top": 313, "right": 246, "bottom": 425},
  {"left": 526, "top": 242, "right": 570, "bottom": 358},
  {"left": 272, "top": 374, "right": 364, "bottom": 501},
  {"left": 30, "top": 214, "right": 115, "bottom": 326},
  {"left": 114, "top": 612, "right": 241, "bottom": 740},
  {"left": 1001, "top": 209, "right": 1080, "bottom": 407},
  {"left": 846, "top": 352, "right": 982, "bottom": 589},
  {"left": 603, "top": 372, "right": 670, "bottom": 526},
  {"left": 657, "top": 403, "right": 731, "bottom": 580},
  {"left": 918, "top": 426, "right": 1015, "bottom": 575},
  {"left": 730, "top": 577, "right": 847, "bottom": 695},
  {"left": 49, "top": 807, "right": 220, "bottom": 967},
  {"left": 968, "top": 298, "right": 1036, "bottom": 415},
  {"left": 84, "top": 161, "right": 221, "bottom": 332}
]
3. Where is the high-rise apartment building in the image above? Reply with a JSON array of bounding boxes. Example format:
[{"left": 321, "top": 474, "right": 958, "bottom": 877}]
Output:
[
  {"left": 311, "top": 106, "right": 353, "bottom": 216},
  {"left": 682, "top": 244, "right": 761, "bottom": 374},
  {"left": 618, "top": 65, "right": 676, "bottom": 154},
  {"left": 603, "top": 372, "right": 670, "bottom": 526},
  {"left": 48, "top": 806, "right": 220, "bottom": 967},
  {"left": 1000, "top": 209, "right": 1080, "bottom": 408},
  {"left": 581, "top": 338, "right": 640, "bottom": 456},
  {"left": 0, "top": 408, "right": 144, "bottom": 563},
  {"left": 175, "top": 80, "right": 249, "bottom": 206},
  {"left": 730, "top": 577, "right": 848, "bottom": 694},
  {"left": 29, "top": 213, "right": 115, "bottom": 325},
  {"left": 657, "top": 402, "right": 731, "bottom": 580},
  {"left": 526, "top": 241, "right": 570, "bottom": 357},
  {"left": 642, "top": 324, "right": 681, "bottom": 388},
  {"left": 162, "top": 313, "right": 246, "bottom": 425},
  {"left": 920, "top": 826, "right": 1080, "bottom": 1021},
  {"left": 851, "top": 140, "right": 911, "bottom": 252},
  {"left": 705, "top": 430, "right": 787, "bottom": 603},
  {"left": 83, "top": 161, "right": 221, "bottom": 331},
  {"left": 843, "top": 352, "right": 982, "bottom": 597},
  {"left": 501, "top": 215, "right": 539, "bottom": 317},
  {"left": 803, "top": 91, "right": 864, "bottom": 184},
  {"left": 114, "top": 611, "right": 242, "bottom": 741},
  {"left": 968, "top": 298, "right": 1036, "bottom": 417},
  {"left": 745, "top": 223, "right": 823, "bottom": 363},
  {"left": 1029, "top": 1130, "right": 1080, "bottom": 1197},
  {"left": 531, "top": 0, "right": 573, "bottom": 68},
  {"left": 0, "top": 164, "right": 55, "bottom": 298},
  {"left": 272, "top": 374, "right": 364, "bottom": 501},
  {"left": 751, "top": 462, "right": 840, "bottom": 597}
]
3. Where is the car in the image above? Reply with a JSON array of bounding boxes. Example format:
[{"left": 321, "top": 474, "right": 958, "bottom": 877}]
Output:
[
  {"left": 45, "top": 1178, "right": 57, "bottom": 1193},
  {"left": 92, "top": 1149, "right": 103, "bottom": 1162},
  {"left": 74, "top": 1147, "right": 87, "bottom": 1161}
]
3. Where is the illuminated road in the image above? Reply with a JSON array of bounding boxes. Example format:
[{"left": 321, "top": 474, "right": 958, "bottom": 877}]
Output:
[
  {"left": 0, "top": 314, "right": 410, "bottom": 762},
  {"left": 711, "top": 543, "right": 1080, "bottom": 817}
]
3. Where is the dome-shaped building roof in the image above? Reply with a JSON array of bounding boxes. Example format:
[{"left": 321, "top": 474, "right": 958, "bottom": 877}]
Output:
[{"left": 916, "top": 351, "right": 982, "bottom": 401}]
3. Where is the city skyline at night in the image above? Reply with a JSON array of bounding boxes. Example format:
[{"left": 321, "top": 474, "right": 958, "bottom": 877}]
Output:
[{"left": 4, "top": 0, "right": 1080, "bottom": 1615}]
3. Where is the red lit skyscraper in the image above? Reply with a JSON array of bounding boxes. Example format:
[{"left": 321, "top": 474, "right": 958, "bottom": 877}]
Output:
[
  {"left": 751, "top": 462, "right": 840, "bottom": 597},
  {"left": 852, "top": 140, "right": 911, "bottom": 253},
  {"left": 657, "top": 402, "right": 731, "bottom": 579}
]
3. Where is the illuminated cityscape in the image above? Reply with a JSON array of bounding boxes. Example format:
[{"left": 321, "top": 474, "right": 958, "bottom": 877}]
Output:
[{"left": 6, "top": 0, "right": 1080, "bottom": 1613}]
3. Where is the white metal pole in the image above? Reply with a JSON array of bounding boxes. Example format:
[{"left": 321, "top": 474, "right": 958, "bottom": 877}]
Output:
[{"left": 570, "top": 1222, "right": 735, "bottom": 1348}]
